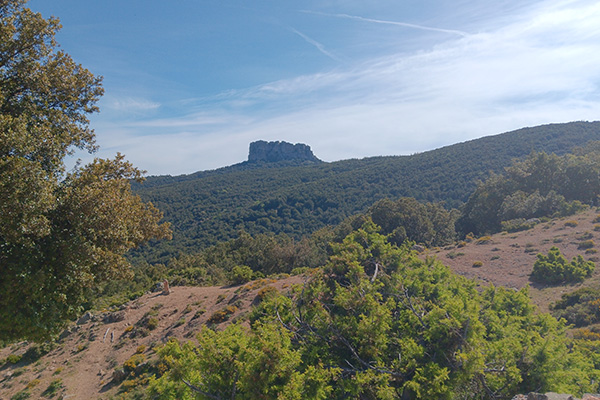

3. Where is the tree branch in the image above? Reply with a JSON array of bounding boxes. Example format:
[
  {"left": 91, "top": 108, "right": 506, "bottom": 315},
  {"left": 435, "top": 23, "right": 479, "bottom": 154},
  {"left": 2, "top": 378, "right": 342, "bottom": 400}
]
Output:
[{"left": 182, "top": 379, "right": 223, "bottom": 400}]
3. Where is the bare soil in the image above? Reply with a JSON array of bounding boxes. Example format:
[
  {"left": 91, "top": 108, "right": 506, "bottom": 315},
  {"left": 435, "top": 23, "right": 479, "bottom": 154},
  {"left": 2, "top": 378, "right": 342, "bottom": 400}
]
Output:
[
  {"left": 0, "top": 275, "right": 305, "bottom": 400},
  {"left": 428, "top": 207, "right": 600, "bottom": 311}
]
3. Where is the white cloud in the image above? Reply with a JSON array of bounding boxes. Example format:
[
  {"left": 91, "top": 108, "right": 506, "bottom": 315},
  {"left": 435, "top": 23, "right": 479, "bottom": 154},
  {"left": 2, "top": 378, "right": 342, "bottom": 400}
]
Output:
[
  {"left": 305, "top": 11, "right": 469, "bottom": 37},
  {"left": 90, "top": 0, "right": 600, "bottom": 175},
  {"left": 103, "top": 96, "right": 161, "bottom": 113},
  {"left": 289, "top": 27, "right": 344, "bottom": 63}
]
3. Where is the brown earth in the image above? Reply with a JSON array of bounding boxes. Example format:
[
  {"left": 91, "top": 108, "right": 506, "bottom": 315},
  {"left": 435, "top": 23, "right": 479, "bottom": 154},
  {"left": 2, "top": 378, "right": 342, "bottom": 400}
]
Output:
[
  {"left": 2, "top": 208, "right": 600, "bottom": 399},
  {"left": 428, "top": 207, "right": 600, "bottom": 311},
  {"left": 0, "top": 275, "right": 305, "bottom": 400}
]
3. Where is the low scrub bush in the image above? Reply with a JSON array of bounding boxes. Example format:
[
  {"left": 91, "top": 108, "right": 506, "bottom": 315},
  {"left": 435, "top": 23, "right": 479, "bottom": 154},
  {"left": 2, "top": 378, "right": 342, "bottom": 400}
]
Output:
[
  {"left": 501, "top": 218, "right": 538, "bottom": 232},
  {"left": 531, "top": 247, "right": 595, "bottom": 284},
  {"left": 578, "top": 240, "right": 595, "bottom": 250},
  {"left": 475, "top": 236, "right": 492, "bottom": 244},
  {"left": 228, "top": 265, "right": 254, "bottom": 285},
  {"left": 551, "top": 287, "right": 600, "bottom": 327},
  {"left": 207, "top": 305, "right": 237, "bottom": 324},
  {"left": 255, "top": 286, "right": 278, "bottom": 302}
]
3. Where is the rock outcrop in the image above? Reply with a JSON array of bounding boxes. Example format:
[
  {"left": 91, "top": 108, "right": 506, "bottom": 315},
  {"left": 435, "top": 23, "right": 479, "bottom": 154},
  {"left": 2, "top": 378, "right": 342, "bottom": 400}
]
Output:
[{"left": 248, "top": 140, "right": 321, "bottom": 163}]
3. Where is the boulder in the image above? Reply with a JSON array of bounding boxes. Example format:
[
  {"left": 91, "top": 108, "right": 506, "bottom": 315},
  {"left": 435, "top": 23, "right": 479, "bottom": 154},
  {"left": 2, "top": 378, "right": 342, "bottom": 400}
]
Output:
[
  {"left": 76, "top": 311, "right": 93, "bottom": 325},
  {"left": 111, "top": 368, "right": 128, "bottom": 383},
  {"left": 102, "top": 311, "right": 126, "bottom": 324}
]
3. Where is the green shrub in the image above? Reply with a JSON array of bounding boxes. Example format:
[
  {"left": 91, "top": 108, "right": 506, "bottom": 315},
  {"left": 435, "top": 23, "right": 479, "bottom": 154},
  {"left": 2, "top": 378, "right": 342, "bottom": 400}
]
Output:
[
  {"left": 531, "top": 247, "right": 595, "bottom": 284},
  {"left": 472, "top": 261, "right": 483, "bottom": 268},
  {"left": 501, "top": 218, "right": 538, "bottom": 232},
  {"left": 475, "top": 236, "right": 492, "bottom": 244},
  {"left": 10, "top": 391, "right": 30, "bottom": 400},
  {"left": 135, "top": 344, "right": 147, "bottom": 354},
  {"left": 123, "top": 354, "right": 146, "bottom": 372},
  {"left": 207, "top": 305, "right": 237, "bottom": 324},
  {"left": 564, "top": 220, "right": 579, "bottom": 227},
  {"left": 255, "top": 286, "right": 278, "bottom": 302},
  {"left": 578, "top": 240, "right": 595, "bottom": 250},
  {"left": 578, "top": 231, "right": 594, "bottom": 240},
  {"left": 229, "top": 265, "right": 254, "bottom": 285},
  {"left": 290, "top": 267, "right": 310, "bottom": 275},
  {"left": 551, "top": 287, "right": 600, "bottom": 327},
  {"left": 42, "top": 379, "right": 63, "bottom": 397},
  {"left": 446, "top": 251, "right": 465, "bottom": 259},
  {"left": 146, "top": 317, "right": 159, "bottom": 330},
  {"left": 6, "top": 354, "right": 22, "bottom": 364}
]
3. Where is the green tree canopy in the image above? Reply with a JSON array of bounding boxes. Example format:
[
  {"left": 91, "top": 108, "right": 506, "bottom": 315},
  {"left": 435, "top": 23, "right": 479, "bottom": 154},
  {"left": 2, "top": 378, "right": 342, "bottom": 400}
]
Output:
[
  {"left": 147, "top": 224, "right": 600, "bottom": 399},
  {"left": 457, "top": 149, "right": 599, "bottom": 236},
  {"left": 0, "top": 0, "right": 171, "bottom": 341}
]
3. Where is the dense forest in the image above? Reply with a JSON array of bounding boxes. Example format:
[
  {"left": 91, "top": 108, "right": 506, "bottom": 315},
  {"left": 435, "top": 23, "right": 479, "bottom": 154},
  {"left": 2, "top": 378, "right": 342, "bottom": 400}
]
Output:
[{"left": 132, "top": 121, "right": 600, "bottom": 264}]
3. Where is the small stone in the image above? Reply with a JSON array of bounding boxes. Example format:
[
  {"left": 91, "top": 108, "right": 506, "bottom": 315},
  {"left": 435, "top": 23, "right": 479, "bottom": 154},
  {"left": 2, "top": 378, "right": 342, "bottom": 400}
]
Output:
[
  {"left": 77, "top": 311, "right": 93, "bottom": 325},
  {"left": 112, "top": 368, "right": 128, "bottom": 383},
  {"left": 162, "top": 279, "right": 170, "bottom": 295}
]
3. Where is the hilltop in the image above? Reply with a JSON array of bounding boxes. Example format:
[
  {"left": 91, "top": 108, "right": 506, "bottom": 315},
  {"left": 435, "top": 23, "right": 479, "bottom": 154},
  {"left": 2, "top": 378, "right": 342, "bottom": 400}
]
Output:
[{"left": 132, "top": 121, "right": 600, "bottom": 263}]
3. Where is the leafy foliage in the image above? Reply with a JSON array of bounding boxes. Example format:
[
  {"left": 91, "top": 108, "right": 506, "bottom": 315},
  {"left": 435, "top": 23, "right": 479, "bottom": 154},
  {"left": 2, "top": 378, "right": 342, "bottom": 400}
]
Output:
[
  {"left": 0, "top": 1, "right": 171, "bottom": 341},
  {"left": 531, "top": 247, "right": 595, "bottom": 284},
  {"left": 551, "top": 287, "right": 600, "bottom": 327},
  {"left": 148, "top": 324, "right": 335, "bottom": 400},
  {"left": 149, "top": 225, "right": 600, "bottom": 399},
  {"left": 458, "top": 148, "right": 600, "bottom": 235},
  {"left": 368, "top": 197, "right": 457, "bottom": 246}
]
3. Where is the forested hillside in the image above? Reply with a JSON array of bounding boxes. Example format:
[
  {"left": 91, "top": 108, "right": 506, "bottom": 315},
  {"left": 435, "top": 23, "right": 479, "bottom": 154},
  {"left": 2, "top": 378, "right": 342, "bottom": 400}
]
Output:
[{"left": 133, "top": 121, "right": 600, "bottom": 263}]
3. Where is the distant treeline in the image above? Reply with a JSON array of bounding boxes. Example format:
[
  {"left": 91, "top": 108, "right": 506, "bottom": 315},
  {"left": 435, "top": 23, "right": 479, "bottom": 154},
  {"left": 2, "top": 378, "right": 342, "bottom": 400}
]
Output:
[{"left": 131, "top": 121, "right": 600, "bottom": 264}]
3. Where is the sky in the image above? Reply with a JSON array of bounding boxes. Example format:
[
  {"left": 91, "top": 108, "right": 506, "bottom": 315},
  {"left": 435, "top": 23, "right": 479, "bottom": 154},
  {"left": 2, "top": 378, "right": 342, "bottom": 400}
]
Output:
[{"left": 27, "top": 0, "right": 600, "bottom": 176}]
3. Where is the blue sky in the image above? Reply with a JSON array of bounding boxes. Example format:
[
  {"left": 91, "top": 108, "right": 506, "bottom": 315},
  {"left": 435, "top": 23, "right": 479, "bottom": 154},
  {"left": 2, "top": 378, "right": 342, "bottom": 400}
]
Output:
[{"left": 28, "top": 0, "right": 600, "bottom": 175}]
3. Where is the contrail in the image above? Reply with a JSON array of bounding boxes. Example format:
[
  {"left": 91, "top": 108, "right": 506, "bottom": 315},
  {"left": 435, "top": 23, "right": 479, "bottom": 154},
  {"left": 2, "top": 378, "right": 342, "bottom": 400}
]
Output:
[
  {"left": 303, "top": 11, "right": 469, "bottom": 37},
  {"left": 289, "top": 27, "right": 343, "bottom": 62}
]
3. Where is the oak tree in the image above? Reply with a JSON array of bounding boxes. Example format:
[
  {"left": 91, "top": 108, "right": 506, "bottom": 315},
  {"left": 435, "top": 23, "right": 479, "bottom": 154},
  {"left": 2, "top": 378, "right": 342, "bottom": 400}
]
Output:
[{"left": 0, "top": 0, "right": 171, "bottom": 341}]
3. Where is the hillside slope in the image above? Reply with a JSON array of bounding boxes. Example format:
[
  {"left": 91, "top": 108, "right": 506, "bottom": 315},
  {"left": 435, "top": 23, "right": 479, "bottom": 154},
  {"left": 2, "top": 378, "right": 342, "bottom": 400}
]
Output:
[
  {"left": 133, "top": 121, "right": 600, "bottom": 263},
  {"left": 0, "top": 276, "right": 304, "bottom": 400},
  {"left": 3, "top": 209, "right": 600, "bottom": 399},
  {"left": 429, "top": 207, "right": 600, "bottom": 311}
]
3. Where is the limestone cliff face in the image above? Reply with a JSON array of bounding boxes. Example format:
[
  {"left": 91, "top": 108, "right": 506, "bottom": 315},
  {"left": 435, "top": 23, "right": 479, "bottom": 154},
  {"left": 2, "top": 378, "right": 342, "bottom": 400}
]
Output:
[{"left": 248, "top": 140, "right": 321, "bottom": 163}]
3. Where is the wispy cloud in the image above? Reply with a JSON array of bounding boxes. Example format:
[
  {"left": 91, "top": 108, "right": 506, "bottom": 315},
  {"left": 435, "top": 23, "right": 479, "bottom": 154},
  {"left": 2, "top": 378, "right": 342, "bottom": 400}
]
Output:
[
  {"left": 104, "top": 96, "right": 161, "bottom": 113},
  {"left": 86, "top": 0, "right": 600, "bottom": 175},
  {"left": 289, "top": 27, "right": 344, "bottom": 62},
  {"left": 301, "top": 10, "right": 469, "bottom": 37}
]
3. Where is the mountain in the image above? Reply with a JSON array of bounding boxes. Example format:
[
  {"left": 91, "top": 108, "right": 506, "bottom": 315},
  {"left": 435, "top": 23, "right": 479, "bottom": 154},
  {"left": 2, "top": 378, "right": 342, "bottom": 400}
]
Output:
[{"left": 132, "top": 121, "right": 600, "bottom": 263}]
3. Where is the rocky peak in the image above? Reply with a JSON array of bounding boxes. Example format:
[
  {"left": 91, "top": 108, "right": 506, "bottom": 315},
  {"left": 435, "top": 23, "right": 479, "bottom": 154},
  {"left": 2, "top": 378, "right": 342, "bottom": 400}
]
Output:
[{"left": 248, "top": 140, "right": 321, "bottom": 163}]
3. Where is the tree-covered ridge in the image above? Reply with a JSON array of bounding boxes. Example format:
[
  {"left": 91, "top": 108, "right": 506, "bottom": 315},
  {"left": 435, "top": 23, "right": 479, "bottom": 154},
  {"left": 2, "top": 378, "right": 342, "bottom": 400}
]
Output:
[
  {"left": 458, "top": 144, "right": 600, "bottom": 236},
  {"left": 133, "top": 121, "right": 600, "bottom": 263},
  {"left": 147, "top": 225, "right": 600, "bottom": 399}
]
